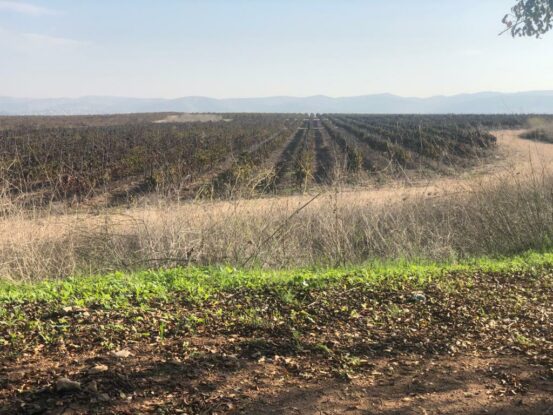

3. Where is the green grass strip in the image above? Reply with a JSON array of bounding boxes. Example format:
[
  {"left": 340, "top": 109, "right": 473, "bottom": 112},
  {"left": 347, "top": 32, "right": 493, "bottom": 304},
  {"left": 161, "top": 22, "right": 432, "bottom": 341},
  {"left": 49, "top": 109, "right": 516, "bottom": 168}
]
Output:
[{"left": 1, "top": 251, "right": 552, "bottom": 307}]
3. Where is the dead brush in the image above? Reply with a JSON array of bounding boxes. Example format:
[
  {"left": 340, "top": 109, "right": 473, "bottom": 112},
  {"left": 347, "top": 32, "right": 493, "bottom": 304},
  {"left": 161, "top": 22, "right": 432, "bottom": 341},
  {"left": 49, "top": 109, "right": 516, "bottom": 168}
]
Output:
[{"left": 1, "top": 162, "right": 552, "bottom": 281}]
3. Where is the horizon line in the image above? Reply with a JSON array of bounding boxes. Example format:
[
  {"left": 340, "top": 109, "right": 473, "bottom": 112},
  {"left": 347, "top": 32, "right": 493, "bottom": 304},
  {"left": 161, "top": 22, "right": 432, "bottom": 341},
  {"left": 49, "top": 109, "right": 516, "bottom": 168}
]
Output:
[{"left": 2, "top": 89, "right": 553, "bottom": 101}]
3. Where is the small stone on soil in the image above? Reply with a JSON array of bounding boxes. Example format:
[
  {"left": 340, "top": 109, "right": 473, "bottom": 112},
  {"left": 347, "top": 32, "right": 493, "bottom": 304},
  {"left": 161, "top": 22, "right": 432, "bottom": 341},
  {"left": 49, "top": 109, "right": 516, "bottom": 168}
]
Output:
[
  {"left": 85, "top": 381, "right": 98, "bottom": 394},
  {"left": 55, "top": 377, "right": 81, "bottom": 393},
  {"left": 110, "top": 349, "right": 132, "bottom": 358},
  {"left": 88, "top": 364, "right": 108, "bottom": 374}
]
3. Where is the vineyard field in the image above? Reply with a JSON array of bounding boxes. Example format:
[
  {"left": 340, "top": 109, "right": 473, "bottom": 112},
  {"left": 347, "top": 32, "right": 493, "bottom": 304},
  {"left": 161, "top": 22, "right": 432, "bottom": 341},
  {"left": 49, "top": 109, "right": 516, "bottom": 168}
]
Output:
[{"left": 0, "top": 113, "right": 527, "bottom": 205}]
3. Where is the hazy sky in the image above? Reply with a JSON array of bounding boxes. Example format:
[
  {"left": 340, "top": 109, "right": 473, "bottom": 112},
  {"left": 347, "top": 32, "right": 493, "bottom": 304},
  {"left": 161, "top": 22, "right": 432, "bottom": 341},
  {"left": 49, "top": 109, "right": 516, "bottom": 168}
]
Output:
[{"left": 0, "top": 0, "right": 552, "bottom": 99}]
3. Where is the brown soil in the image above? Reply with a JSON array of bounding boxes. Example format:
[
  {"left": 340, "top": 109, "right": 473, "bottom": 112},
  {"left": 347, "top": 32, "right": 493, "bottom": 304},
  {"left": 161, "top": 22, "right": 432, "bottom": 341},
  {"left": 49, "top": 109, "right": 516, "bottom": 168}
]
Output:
[
  {"left": 3, "top": 350, "right": 552, "bottom": 415},
  {"left": 1, "top": 270, "right": 553, "bottom": 414}
]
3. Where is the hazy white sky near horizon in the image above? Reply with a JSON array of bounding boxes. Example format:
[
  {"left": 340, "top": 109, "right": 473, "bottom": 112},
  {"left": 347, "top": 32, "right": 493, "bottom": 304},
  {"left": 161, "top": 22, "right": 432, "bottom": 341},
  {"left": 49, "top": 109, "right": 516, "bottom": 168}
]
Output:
[{"left": 0, "top": 0, "right": 552, "bottom": 99}]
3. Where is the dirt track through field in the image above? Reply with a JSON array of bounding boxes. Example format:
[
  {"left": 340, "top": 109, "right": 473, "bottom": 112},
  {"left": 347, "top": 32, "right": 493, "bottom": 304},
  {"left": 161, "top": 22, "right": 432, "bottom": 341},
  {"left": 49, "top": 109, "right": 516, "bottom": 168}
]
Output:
[
  {"left": 313, "top": 125, "right": 334, "bottom": 184},
  {"left": 494, "top": 129, "right": 553, "bottom": 171},
  {"left": 274, "top": 120, "right": 309, "bottom": 189}
]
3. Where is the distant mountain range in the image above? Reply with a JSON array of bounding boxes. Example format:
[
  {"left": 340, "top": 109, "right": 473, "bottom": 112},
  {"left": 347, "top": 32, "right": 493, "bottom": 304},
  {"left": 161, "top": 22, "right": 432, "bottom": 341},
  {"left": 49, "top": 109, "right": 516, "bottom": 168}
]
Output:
[{"left": 2, "top": 91, "right": 553, "bottom": 115}]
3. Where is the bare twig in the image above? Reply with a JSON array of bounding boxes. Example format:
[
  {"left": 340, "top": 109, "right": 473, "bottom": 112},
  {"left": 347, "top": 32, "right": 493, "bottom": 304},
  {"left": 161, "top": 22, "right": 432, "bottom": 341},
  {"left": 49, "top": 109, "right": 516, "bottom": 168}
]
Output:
[{"left": 241, "top": 192, "right": 322, "bottom": 268}]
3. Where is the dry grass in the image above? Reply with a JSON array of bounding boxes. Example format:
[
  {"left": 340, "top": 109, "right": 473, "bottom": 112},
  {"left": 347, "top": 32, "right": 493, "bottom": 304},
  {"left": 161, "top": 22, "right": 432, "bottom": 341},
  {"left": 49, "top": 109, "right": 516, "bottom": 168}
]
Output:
[
  {"left": 1, "top": 131, "right": 552, "bottom": 281},
  {"left": 1, "top": 170, "right": 552, "bottom": 281}
]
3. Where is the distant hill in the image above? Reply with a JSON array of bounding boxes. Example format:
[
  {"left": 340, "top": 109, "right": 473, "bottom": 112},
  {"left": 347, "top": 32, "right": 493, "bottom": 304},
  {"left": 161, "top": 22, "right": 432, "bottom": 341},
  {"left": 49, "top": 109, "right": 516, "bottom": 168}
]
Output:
[{"left": 2, "top": 91, "right": 553, "bottom": 115}]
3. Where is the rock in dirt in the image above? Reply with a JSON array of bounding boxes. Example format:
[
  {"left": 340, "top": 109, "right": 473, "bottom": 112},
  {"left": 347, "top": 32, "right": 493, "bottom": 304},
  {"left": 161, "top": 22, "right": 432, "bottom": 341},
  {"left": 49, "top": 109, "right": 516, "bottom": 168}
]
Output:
[
  {"left": 62, "top": 306, "right": 86, "bottom": 314},
  {"left": 98, "top": 392, "right": 111, "bottom": 402},
  {"left": 111, "top": 349, "right": 132, "bottom": 358},
  {"left": 410, "top": 292, "right": 427, "bottom": 303},
  {"left": 56, "top": 377, "right": 81, "bottom": 393},
  {"left": 88, "top": 364, "right": 108, "bottom": 374},
  {"left": 85, "top": 380, "right": 98, "bottom": 394}
]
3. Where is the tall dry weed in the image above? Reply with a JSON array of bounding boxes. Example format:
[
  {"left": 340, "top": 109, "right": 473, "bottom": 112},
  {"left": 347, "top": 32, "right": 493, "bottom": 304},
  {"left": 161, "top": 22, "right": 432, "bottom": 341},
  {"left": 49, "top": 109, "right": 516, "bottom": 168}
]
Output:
[{"left": 1, "top": 165, "right": 552, "bottom": 281}]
